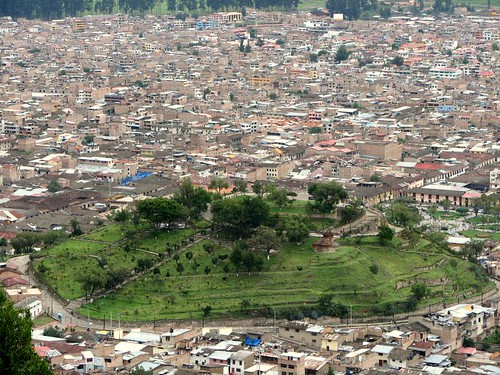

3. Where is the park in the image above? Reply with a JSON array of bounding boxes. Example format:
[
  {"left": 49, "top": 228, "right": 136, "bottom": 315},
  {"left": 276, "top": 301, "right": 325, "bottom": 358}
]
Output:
[{"left": 22, "top": 180, "right": 495, "bottom": 322}]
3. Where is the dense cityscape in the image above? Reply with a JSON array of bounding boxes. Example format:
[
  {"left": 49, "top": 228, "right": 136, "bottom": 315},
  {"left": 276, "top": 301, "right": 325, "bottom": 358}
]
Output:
[{"left": 0, "top": 2, "right": 499, "bottom": 375}]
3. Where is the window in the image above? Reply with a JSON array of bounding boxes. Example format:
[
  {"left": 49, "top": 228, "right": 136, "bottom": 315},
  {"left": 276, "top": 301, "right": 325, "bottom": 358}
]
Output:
[
  {"left": 312, "top": 339, "right": 316, "bottom": 343},
  {"left": 281, "top": 364, "right": 287, "bottom": 368},
  {"left": 288, "top": 364, "right": 295, "bottom": 369}
]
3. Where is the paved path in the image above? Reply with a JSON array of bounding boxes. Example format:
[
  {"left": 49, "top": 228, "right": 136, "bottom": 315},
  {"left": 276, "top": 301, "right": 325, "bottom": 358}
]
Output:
[{"left": 8, "top": 256, "right": 91, "bottom": 328}]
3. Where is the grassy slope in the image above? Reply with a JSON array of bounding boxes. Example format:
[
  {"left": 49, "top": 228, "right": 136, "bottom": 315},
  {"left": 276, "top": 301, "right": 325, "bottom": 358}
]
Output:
[
  {"left": 32, "top": 207, "right": 493, "bottom": 321},
  {"left": 32, "top": 224, "right": 193, "bottom": 300},
  {"left": 77, "top": 234, "right": 491, "bottom": 321}
]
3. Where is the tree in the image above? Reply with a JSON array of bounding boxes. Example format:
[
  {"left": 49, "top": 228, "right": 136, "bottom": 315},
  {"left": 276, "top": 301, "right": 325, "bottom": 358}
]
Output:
[
  {"left": 204, "top": 265, "right": 211, "bottom": 276},
  {"left": 386, "top": 201, "right": 421, "bottom": 229},
  {"left": 240, "top": 251, "right": 254, "bottom": 273},
  {"left": 428, "top": 204, "right": 438, "bottom": 221},
  {"left": 317, "top": 293, "right": 349, "bottom": 319},
  {"left": 208, "top": 177, "right": 230, "bottom": 194},
  {"left": 307, "top": 182, "right": 348, "bottom": 214},
  {"left": 252, "top": 181, "right": 267, "bottom": 198},
  {"left": 369, "top": 175, "right": 381, "bottom": 182},
  {"left": 81, "top": 134, "right": 94, "bottom": 145},
  {"left": 341, "top": 200, "right": 363, "bottom": 224},
  {"left": 248, "top": 226, "right": 281, "bottom": 255},
  {"left": 70, "top": 218, "right": 83, "bottom": 236},
  {"left": 461, "top": 240, "right": 484, "bottom": 262},
  {"left": 267, "top": 187, "right": 292, "bottom": 209},
  {"left": 174, "top": 178, "right": 211, "bottom": 218},
  {"left": 410, "top": 283, "right": 429, "bottom": 301},
  {"left": 256, "top": 38, "right": 264, "bottom": 47},
  {"left": 326, "top": 0, "right": 361, "bottom": 20},
  {"left": 233, "top": 180, "right": 247, "bottom": 193},
  {"left": 130, "top": 367, "right": 154, "bottom": 375},
  {"left": 47, "top": 180, "right": 61, "bottom": 193},
  {"left": 136, "top": 197, "right": 186, "bottom": 228},
  {"left": 230, "top": 242, "right": 246, "bottom": 273},
  {"left": 78, "top": 270, "right": 107, "bottom": 301},
  {"left": 463, "top": 337, "right": 475, "bottom": 348},
  {"left": 176, "top": 262, "right": 185, "bottom": 275},
  {"left": 369, "top": 264, "right": 379, "bottom": 277},
  {"left": 378, "top": 224, "right": 394, "bottom": 245},
  {"left": 114, "top": 209, "right": 131, "bottom": 226},
  {"left": 334, "top": 45, "right": 350, "bottom": 62},
  {"left": 212, "top": 196, "right": 270, "bottom": 237},
  {"left": 0, "top": 292, "right": 52, "bottom": 375},
  {"left": 392, "top": 55, "right": 405, "bottom": 67},
  {"left": 284, "top": 217, "right": 310, "bottom": 244},
  {"left": 202, "top": 305, "right": 212, "bottom": 318},
  {"left": 0, "top": 237, "right": 7, "bottom": 260},
  {"left": 106, "top": 267, "right": 129, "bottom": 289},
  {"left": 440, "top": 199, "right": 451, "bottom": 212},
  {"left": 43, "top": 325, "right": 64, "bottom": 338},
  {"left": 10, "top": 232, "right": 40, "bottom": 254},
  {"left": 185, "top": 251, "right": 193, "bottom": 262},
  {"left": 203, "top": 241, "right": 216, "bottom": 257},
  {"left": 379, "top": 5, "right": 391, "bottom": 17}
]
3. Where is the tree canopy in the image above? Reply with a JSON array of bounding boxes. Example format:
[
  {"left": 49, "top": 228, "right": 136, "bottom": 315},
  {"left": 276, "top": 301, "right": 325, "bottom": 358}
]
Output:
[
  {"left": 0, "top": 0, "right": 301, "bottom": 20},
  {"left": 136, "top": 197, "right": 186, "bottom": 228},
  {"left": 0, "top": 291, "right": 52, "bottom": 374},
  {"left": 307, "top": 182, "right": 348, "bottom": 214},
  {"left": 212, "top": 196, "right": 270, "bottom": 237},
  {"left": 174, "top": 178, "right": 212, "bottom": 218}
]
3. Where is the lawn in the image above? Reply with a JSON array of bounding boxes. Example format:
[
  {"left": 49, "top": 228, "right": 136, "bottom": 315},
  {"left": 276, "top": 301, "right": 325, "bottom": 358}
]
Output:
[
  {"left": 82, "top": 224, "right": 130, "bottom": 243},
  {"left": 433, "top": 211, "right": 463, "bottom": 220},
  {"left": 32, "top": 226, "right": 196, "bottom": 300},
  {"left": 77, "top": 235, "right": 491, "bottom": 321},
  {"left": 461, "top": 230, "right": 500, "bottom": 241},
  {"left": 299, "top": 0, "right": 327, "bottom": 10},
  {"left": 32, "top": 314, "right": 56, "bottom": 327},
  {"left": 268, "top": 200, "right": 309, "bottom": 215},
  {"left": 467, "top": 215, "right": 500, "bottom": 224}
]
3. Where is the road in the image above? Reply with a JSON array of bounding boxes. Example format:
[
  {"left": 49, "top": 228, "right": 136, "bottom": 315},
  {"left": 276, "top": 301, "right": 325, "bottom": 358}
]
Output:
[{"left": 8, "top": 255, "right": 95, "bottom": 329}]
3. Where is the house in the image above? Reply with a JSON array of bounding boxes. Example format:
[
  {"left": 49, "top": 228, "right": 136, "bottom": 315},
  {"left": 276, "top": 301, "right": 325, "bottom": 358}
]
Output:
[
  {"left": 304, "top": 355, "right": 330, "bottom": 375},
  {"left": 277, "top": 352, "right": 305, "bottom": 375},
  {"left": 229, "top": 350, "right": 254, "bottom": 375},
  {"left": 160, "top": 328, "right": 201, "bottom": 350},
  {"left": 424, "top": 354, "right": 452, "bottom": 367},
  {"left": 388, "top": 349, "right": 417, "bottom": 369},
  {"left": 14, "top": 296, "right": 42, "bottom": 319},
  {"left": 278, "top": 321, "right": 324, "bottom": 348},
  {"left": 370, "top": 345, "right": 394, "bottom": 367}
]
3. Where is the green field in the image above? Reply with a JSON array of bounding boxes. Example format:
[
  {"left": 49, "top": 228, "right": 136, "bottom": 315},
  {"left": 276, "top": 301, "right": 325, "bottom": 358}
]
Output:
[
  {"left": 461, "top": 230, "right": 500, "bottom": 241},
  {"left": 76, "top": 233, "right": 491, "bottom": 321},
  {"left": 32, "top": 226, "right": 193, "bottom": 300}
]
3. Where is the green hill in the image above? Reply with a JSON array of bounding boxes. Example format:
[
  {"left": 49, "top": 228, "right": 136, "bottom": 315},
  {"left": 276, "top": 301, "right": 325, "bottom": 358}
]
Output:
[{"left": 31, "top": 223, "right": 493, "bottom": 321}]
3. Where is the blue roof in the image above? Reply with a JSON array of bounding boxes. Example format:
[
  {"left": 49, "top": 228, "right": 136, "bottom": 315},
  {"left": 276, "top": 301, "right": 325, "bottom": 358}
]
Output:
[{"left": 244, "top": 337, "right": 261, "bottom": 346}]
